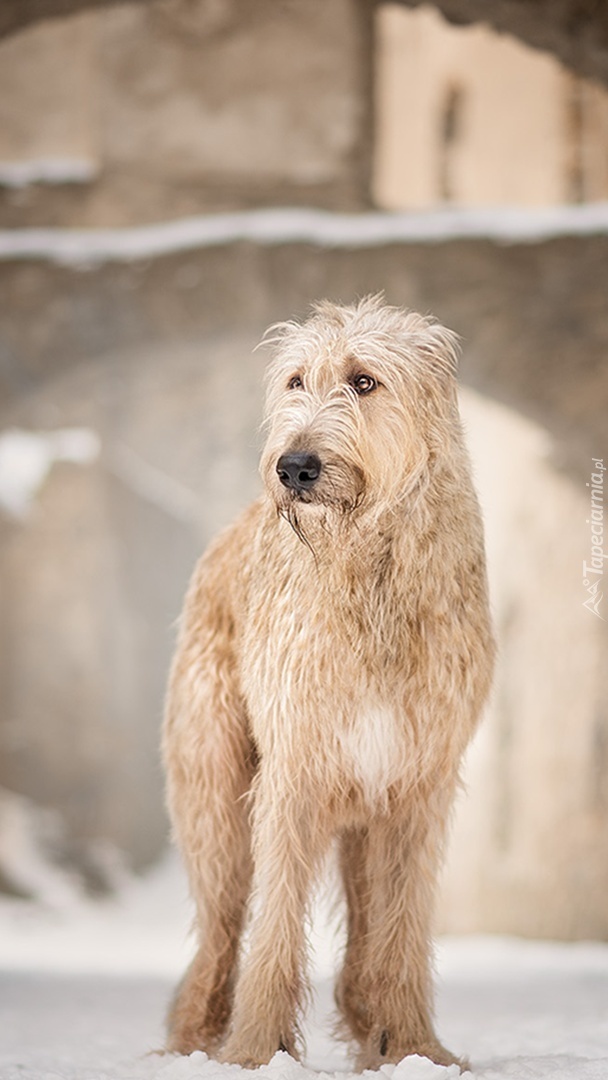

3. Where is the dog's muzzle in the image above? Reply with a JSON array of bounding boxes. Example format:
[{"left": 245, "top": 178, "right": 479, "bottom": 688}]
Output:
[{"left": 276, "top": 452, "right": 322, "bottom": 494}]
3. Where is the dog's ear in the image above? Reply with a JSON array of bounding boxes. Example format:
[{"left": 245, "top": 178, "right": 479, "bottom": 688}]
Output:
[
  {"left": 417, "top": 323, "right": 461, "bottom": 384},
  {"left": 397, "top": 311, "right": 460, "bottom": 387},
  {"left": 408, "top": 321, "right": 462, "bottom": 442}
]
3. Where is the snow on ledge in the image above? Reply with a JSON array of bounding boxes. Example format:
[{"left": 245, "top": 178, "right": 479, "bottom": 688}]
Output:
[
  {"left": 0, "top": 203, "right": 608, "bottom": 267},
  {"left": 0, "top": 428, "right": 100, "bottom": 518},
  {"left": 0, "top": 158, "right": 97, "bottom": 189}
]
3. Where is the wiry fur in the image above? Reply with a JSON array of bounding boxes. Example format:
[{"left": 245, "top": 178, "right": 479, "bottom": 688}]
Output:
[{"left": 163, "top": 296, "right": 495, "bottom": 1070}]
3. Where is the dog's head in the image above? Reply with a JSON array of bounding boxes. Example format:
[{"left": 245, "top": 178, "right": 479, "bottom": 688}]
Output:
[{"left": 259, "top": 295, "right": 462, "bottom": 535}]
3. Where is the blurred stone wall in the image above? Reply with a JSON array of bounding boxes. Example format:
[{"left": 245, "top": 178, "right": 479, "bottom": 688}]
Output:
[
  {"left": 394, "top": 0, "right": 608, "bottom": 88},
  {"left": 3, "top": 0, "right": 608, "bottom": 87},
  {"left": 4, "top": 1, "right": 608, "bottom": 227},
  {"left": 0, "top": 328, "right": 266, "bottom": 880},
  {"left": 440, "top": 387, "right": 608, "bottom": 940},
  {"left": 0, "top": 0, "right": 373, "bottom": 227},
  {"left": 375, "top": 5, "right": 608, "bottom": 208}
]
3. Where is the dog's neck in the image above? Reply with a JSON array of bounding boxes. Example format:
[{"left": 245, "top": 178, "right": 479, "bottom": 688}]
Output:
[
  {"left": 278, "top": 486, "right": 435, "bottom": 581},
  {"left": 276, "top": 458, "right": 470, "bottom": 604}
]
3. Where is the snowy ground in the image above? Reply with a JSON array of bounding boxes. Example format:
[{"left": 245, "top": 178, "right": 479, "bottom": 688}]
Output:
[{"left": 2, "top": 856, "right": 608, "bottom": 1080}]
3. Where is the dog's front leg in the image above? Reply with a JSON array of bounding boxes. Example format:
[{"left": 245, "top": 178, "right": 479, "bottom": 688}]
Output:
[
  {"left": 220, "top": 769, "right": 328, "bottom": 1067},
  {"left": 351, "top": 787, "right": 464, "bottom": 1072}
]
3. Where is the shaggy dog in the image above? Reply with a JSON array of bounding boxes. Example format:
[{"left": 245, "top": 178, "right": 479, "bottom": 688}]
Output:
[{"left": 163, "top": 296, "right": 495, "bottom": 1070}]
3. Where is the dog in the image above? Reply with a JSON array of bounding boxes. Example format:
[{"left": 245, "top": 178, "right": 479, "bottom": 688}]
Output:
[{"left": 162, "top": 295, "right": 495, "bottom": 1070}]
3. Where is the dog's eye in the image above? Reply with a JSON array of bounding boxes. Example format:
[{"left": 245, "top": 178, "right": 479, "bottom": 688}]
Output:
[
  {"left": 351, "top": 374, "right": 377, "bottom": 396},
  {"left": 287, "top": 375, "right": 303, "bottom": 390}
]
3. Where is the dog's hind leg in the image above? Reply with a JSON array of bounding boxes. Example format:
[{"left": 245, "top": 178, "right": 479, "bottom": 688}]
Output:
[{"left": 163, "top": 581, "right": 255, "bottom": 1055}]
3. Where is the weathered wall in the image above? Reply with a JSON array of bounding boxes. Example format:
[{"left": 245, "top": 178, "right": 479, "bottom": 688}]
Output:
[
  {"left": 7, "top": 0, "right": 608, "bottom": 231},
  {"left": 4, "top": 1, "right": 608, "bottom": 229},
  {"left": 0, "top": 0, "right": 145, "bottom": 40},
  {"left": 0, "top": 225, "right": 607, "bottom": 934},
  {"left": 0, "top": 334, "right": 264, "bottom": 879},
  {"left": 393, "top": 0, "right": 608, "bottom": 88},
  {"left": 3, "top": 0, "right": 608, "bottom": 94},
  {"left": 375, "top": 5, "right": 608, "bottom": 208},
  {"left": 440, "top": 388, "right": 608, "bottom": 939},
  {"left": 0, "top": 0, "right": 373, "bottom": 227}
]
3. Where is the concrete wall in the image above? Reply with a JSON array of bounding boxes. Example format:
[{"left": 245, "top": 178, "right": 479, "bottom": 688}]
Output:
[
  {"left": 4, "top": 1, "right": 608, "bottom": 227},
  {"left": 0, "top": 0, "right": 373, "bottom": 227},
  {"left": 3, "top": 0, "right": 608, "bottom": 93},
  {"left": 440, "top": 388, "right": 608, "bottom": 939},
  {"left": 374, "top": 4, "right": 608, "bottom": 209},
  {"left": 0, "top": 333, "right": 264, "bottom": 880},
  {"left": 393, "top": 0, "right": 608, "bottom": 88}
]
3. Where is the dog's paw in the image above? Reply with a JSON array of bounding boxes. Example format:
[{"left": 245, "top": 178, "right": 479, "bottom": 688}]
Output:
[
  {"left": 357, "top": 1032, "right": 466, "bottom": 1072},
  {"left": 219, "top": 1030, "right": 298, "bottom": 1068},
  {"left": 165, "top": 1027, "right": 217, "bottom": 1057},
  {"left": 417, "top": 1039, "right": 466, "bottom": 1070}
]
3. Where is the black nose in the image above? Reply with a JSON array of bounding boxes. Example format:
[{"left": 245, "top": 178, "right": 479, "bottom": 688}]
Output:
[{"left": 276, "top": 452, "right": 322, "bottom": 492}]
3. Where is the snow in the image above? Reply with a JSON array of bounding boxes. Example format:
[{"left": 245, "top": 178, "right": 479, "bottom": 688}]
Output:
[
  {"left": 2, "top": 854, "right": 608, "bottom": 1080},
  {"left": 0, "top": 787, "right": 84, "bottom": 905},
  {"left": 0, "top": 425, "right": 202, "bottom": 524},
  {"left": 0, "top": 427, "right": 100, "bottom": 518},
  {"left": 1, "top": 203, "right": 608, "bottom": 267},
  {"left": 0, "top": 158, "right": 97, "bottom": 189}
]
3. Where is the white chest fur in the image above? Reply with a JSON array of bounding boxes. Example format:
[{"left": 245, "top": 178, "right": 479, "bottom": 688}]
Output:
[{"left": 338, "top": 703, "right": 404, "bottom": 806}]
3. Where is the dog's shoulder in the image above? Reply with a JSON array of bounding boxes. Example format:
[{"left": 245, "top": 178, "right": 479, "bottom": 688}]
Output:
[
  {"left": 182, "top": 497, "right": 267, "bottom": 617},
  {"left": 202, "top": 497, "right": 266, "bottom": 563}
]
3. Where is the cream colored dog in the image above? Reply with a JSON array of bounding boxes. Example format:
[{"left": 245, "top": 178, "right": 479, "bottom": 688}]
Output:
[{"left": 163, "top": 296, "right": 495, "bottom": 1070}]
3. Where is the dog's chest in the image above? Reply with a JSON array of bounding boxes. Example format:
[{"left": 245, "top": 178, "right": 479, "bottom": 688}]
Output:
[{"left": 338, "top": 703, "right": 404, "bottom": 805}]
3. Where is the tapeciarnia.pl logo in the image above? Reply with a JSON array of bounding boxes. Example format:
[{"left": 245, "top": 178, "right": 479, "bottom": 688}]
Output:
[{"left": 582, "top": 458, "right": 605, "bottom": 620}]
